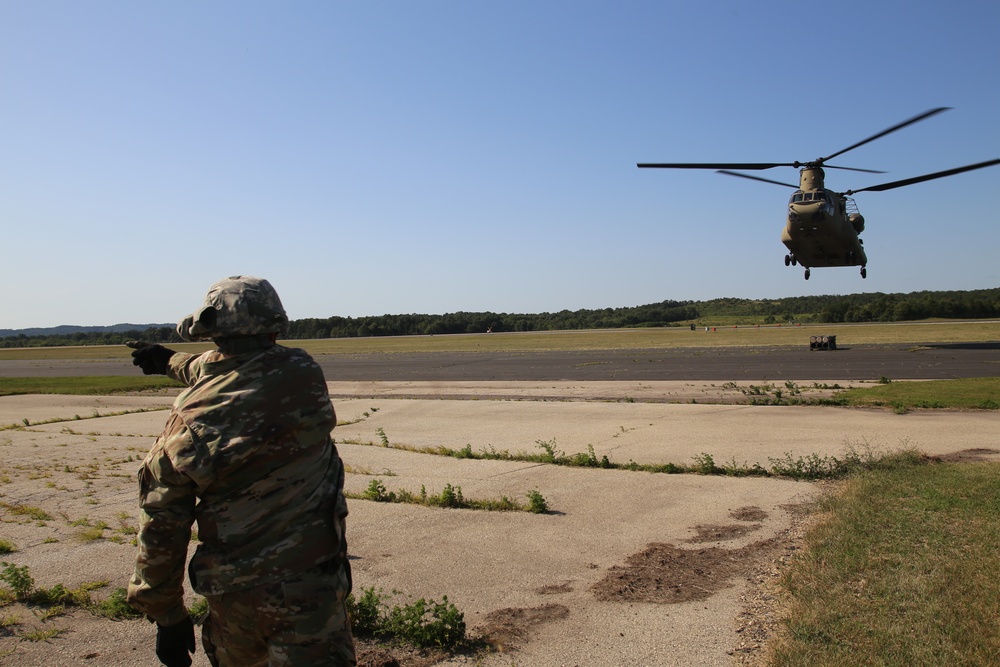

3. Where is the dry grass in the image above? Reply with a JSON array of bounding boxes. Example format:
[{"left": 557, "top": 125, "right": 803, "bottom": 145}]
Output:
[{"left": 767, "top": 461, "right": 1000, "bottom": 666}]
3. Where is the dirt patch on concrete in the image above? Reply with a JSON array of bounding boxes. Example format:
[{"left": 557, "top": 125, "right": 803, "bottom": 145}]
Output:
[
  {"left": 477, "top": 603, "right": 571, "bottom": 652},
  {"left": 689, "top": 523, "right": 763, "bottom": 543},
  {"left": 731, "top": 506, "right": 769, "bottom": 522},
  {"left": 934, "top": 447, "right": 1000, "bottom": 462}
]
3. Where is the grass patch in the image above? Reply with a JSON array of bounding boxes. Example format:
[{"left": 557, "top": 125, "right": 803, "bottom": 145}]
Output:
[
  {"left": 769, "top": 461, "right": 1000, "bottom": 666},
  {"left": 836, "top": 377, "right": 1000, "bottom": 411},
  {"left": 20, "top": 627, "right": 63, "bottom": 642},
  {"left": 92, "top": 587, "right": 144, "bottom": 620},
  {"left": 0, "top": 376, "right": 182, "bottom": 397},
  {"left": 347, "top": 479, "right": 543, "bottom": 513},
  {"left": 342, "top": 435, "right": 914, "bottom": 481},
  {"left": 0, "top": 503, "right": 53, "bottom": 522},
  {"left": 0, "top": 562, "right": 138, "bottom": 621}
]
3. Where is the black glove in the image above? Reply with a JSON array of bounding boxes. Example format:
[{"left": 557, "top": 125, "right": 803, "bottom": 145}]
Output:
[
  {"left": 156, "top": 616, "right": 196, "bottom": 667},
  {"left": 127, "top": 341, "right": 175, "bottom": 376}
]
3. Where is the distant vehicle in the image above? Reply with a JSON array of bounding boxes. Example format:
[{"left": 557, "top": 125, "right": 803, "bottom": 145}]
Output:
[{"left": 638, "top": 108, "right": 1000, "bottom": 280}]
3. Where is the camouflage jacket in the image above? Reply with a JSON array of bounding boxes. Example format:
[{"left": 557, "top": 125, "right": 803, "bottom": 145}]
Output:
[{"left": 127, "top": 345, "right": 347, "bottom": 626}]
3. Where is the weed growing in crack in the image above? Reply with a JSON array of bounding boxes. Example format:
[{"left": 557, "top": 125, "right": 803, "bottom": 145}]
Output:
[
  {"left": 353, "top": 479, "right": 540, "bottom": 513},
  {"left": 0, "top": 562, "right": 34, "bottom": 600},
  {"left": 526, "top": 489, "right": 549, "bottom": 514},
  {"left": 0, "top": 562, "right": 140, "bottom": 622},
  {"left": 346, "top": 587, "right": 466, "bottom": 648}
]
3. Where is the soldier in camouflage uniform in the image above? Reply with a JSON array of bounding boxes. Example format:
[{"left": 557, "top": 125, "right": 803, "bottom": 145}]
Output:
[{"left": 126, "top": 276, "right": 355, "bottom": 667}]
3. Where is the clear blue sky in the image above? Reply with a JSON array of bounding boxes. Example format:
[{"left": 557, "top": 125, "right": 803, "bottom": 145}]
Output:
[{"left": 3, "top": 1, "right": 998, "bottom": 329}]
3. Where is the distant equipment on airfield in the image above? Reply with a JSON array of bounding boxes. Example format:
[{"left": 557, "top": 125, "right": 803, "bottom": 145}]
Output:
[{"left": 638, "top": 108, "right": 1000, "bottom": 280}]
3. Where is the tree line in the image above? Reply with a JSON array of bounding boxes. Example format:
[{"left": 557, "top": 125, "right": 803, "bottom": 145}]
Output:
[{"left": 3, "top": 289, "right": 998, "bottom": 348}]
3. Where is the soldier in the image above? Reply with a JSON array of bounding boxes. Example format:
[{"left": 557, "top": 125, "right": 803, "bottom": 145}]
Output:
[{"left": 126, "top": 276, "right": 355, "bottom": 667}]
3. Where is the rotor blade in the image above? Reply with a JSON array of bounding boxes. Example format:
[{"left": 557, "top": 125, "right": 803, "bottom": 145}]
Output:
[
  {"left": 822, "top": 164, "right": 886, "bottom": 174},
  {"left": 844, "top": 159, "right": 1000, "bottom": 195},
  {"left": 718, "top": 170, "right": 798, "bottom": 189},
  {"left": 821, "top": 107, "right": 951, "bottom": 163},
  {"left": 637, "top": 162, "right": 795, "bottom": 170}
]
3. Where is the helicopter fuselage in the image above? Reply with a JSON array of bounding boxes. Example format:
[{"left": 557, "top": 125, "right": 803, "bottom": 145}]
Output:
[
  {"left": 781, "top": 189, "right": 866, "bottom": 268},
  {"left": 781, "top": 167, "right": 867, "bottom": 279}
]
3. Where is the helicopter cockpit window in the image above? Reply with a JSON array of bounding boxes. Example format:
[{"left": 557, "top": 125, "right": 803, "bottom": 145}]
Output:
[{"left": 790, "top": 191, "right": 831, "bottom": 204}]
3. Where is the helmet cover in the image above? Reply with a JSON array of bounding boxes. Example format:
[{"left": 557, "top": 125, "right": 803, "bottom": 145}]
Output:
[{"left": 177, "top": 275, "right": 288, "bottom": 341}]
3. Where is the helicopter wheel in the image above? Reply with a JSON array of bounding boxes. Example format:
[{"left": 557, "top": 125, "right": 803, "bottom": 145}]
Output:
[
  {"left": 791, "top": 255, "right": 798, "bottom": 266},
  {"left": 784, "top": 254, "right": 791, "bottom": 266},
  {"left": 861, "top": 267, "right": 867, "bottom": 279},
  {"left": 804, "top": 268, "right": 811, "bottom": 280}
]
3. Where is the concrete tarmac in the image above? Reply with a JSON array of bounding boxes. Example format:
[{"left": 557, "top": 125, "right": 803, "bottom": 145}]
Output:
[{"left": 1, "top": 346, "right": 998, "bottom": 667}]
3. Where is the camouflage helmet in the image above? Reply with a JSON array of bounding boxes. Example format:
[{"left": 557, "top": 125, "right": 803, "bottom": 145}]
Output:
[{"left": 177, "top": 276, "right": 288, "bottom": 341}]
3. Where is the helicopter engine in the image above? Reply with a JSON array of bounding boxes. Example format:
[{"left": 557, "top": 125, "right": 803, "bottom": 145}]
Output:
[{"left": 849, "top": 213, "right": 865, "bottom": 233}]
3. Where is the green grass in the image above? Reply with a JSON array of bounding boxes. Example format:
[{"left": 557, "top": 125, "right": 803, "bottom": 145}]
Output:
[
  {"left": 769, "top": 461, "right": 1000, "bottom": 666},
  {"left": 837, "top": 377, "right": 1000, "bottom": 411},
  {"left": 0, "top": 376, "right": 182, "bottom": 396}
]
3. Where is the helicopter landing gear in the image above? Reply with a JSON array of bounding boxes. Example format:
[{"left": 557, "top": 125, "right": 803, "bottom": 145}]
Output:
[
  {"left": 804, "top": 268, "right": 811, "bottom": 280},
  {"left": 785, "top": 254, "right": 798, "bottom": 266},
  {"left": 861, "top": 266, "right": 867, "bottom": 279}
]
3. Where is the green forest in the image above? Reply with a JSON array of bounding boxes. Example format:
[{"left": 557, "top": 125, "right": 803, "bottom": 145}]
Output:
[{"left": 3, "top": 288, "right": 999, "bottom": 348}]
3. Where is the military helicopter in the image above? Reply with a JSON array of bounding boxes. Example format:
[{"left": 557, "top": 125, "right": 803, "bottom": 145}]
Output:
[{"left": 638, "top": 108, "right": 1000, "bottom": 280}]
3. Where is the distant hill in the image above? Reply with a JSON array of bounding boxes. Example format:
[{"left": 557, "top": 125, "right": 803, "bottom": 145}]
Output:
[{"left": 0, "top": 324, "right": 174, "bottom": 339}]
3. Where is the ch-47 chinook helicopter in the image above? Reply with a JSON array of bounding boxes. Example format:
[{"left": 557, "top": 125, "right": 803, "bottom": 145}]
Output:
[{"left": 638, "top": 108, "right": 1000, "bottom": 280}]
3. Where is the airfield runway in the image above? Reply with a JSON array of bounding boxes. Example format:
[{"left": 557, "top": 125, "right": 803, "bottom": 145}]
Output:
[{"left": 2, "top": 341, "right": 999, "bottom": 381}]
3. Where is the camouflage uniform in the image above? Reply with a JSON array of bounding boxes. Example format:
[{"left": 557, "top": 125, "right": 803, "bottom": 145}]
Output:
[{"left": 127, "top": 277, "right": 355, "bottom": 666}]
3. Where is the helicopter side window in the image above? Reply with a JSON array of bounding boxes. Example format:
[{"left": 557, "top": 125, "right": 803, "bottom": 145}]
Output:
[{"left": 790, "top": 191, "right": 805, "bottom": 203}]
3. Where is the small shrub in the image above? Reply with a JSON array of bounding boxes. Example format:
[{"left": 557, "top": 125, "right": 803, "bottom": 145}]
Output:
[
  {"left": 526, "top": 489, "right": 548, "bottom": 514},
  {"left": 0, "top": 562, "right": 35, "bottom": 601},
  {"left": 692, "top": 453, "right": 721, "bottom": 475},
  {"left": 384, "top": 596, "right": 466, "bottom": 648},
  {"left": 346, "top": 587, "right": 466, "bottom": 648},
  {"left": 93, "top": 587, "right": 143, "bottom": 620},
  {"left": 347, "top": 587, "right": 384, "bottom": 635},
  {"left": 437, "top": 484, "right": 463, "bottom": 508},
  {"left": 535, "top": 438, "right": 560, "bottom": 463},
  {"left": 0, "top": 539, "right": 15, "bottom": 555},
  {"left": 188, "top": 596, "right": 209, "bottom": 621},
  {"left": 363, "top": 479, "right": 393, "bottom": 503}
]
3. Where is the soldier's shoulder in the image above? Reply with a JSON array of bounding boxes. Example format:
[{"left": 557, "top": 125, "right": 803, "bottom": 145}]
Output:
[{"left": 273, "top": 344, "right": 319, "bottom": 363}]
